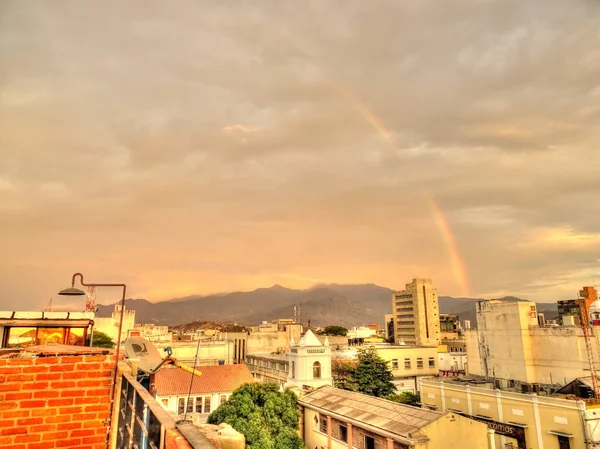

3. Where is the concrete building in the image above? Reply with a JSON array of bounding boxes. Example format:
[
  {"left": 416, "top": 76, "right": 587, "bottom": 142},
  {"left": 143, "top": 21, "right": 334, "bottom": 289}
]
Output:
[
  {"left": 287, "top": 330, "right": 333, "bottom": 390},
  {"left": 391, "top": 278, "right": 440, "bottom": 346},
  {"left": 299, "top": 386, "right": 491, "bottom": 449},
  {"left": 438, "top": 350, "right": 468, "bottom": 377},
  {"left": 94, "top": 304, "right": 136, "bottom": 345},
  {"left": 245, "top": 352, "right": 289, "bottom": 386},
  {"left": 384, "top": 313, "right": 394, "bottom": 341},
  {"left": 132, "top": 323, "right": 172, "bottom": 342},
  {"left": 0, "top": 310, "right": 94, "bottom": 348},
  {"left": 440, "top": 313, "right": 461, "bottom": 340},
  {"left": 421, "top": 377, "right": 600, "bottom": 449},
  {"left": 246, "top": 329, "right": 333, "bottom": 391},
  {"left": 155, "top": 339, "right": 235, "bottom": 366},
  {"left": 466, "top": 299, "right": 600, "bottom": 385},
  {"left": 372, "top": 345, "right": 439, "bottom": 393},
  {"left": 154, "top": 364, "right": 254, "bottom": 419}
]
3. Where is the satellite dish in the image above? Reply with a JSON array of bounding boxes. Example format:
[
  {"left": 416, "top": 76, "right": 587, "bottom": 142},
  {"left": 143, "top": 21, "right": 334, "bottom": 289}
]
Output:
[{"left": 124, "top": 336, "right": 165, "bottom": 374}]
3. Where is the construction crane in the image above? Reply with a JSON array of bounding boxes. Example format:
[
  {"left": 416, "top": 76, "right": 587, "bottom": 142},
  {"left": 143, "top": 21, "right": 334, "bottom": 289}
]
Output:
[{"left": 577, "top": 286, "right": 599, "bottom": 399}]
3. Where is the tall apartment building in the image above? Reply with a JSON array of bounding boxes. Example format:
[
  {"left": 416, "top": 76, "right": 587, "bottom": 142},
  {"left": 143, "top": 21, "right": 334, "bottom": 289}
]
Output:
[{"left": 391, "top": 278, "right": 441, "bottom": 346}]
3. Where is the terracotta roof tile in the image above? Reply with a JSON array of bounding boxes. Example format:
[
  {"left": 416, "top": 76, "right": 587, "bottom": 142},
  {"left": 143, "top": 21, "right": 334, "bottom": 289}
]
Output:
[{"left": 155, "top": 363, "right": 254, "bottom": 396}]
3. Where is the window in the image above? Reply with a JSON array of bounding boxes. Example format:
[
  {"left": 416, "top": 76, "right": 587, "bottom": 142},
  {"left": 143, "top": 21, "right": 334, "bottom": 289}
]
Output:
[
  {"left": 391, "top": 359, "right": 399, "bottom": 369},
  {"left": 178, "top": 398, "right": 185, "bottom": 415},
  {"left": 291, "top": 361, "right": 295, "bottom": 379},
  {"left": 319, "top": 414, "right": 328, "bottom": 433},
  {"left": 313, "top": 361, "right": 321, "bottom": 379},
  {"left": 186, "top": 398, "right": 193, "bottom": 413},
  {"left": 429, "top": 357, "right": 435, "bottom": 368},
  {"left": 6, "top": 327, "right": 37, "bottom": 348},
  {"left": 195, "top": 397, "right": 203, "bottom": 413},
  {"left": 557, "top": 436, "right": 570, "bottom": 449},
  {"left": 365, "top": 435, "right": 375, "bottom": 449},
  {"left": 67, "top": 327, "right": 86, "bottom": 345},
  {"left": 220, "top": 395, "right": 227, "bottom": 405},
  {"left": 417, "top": 358, "right": 423, "bottom": 369},
  {"left": 404, "top": 358, "right": 411, "bottom": 369},
  {"left": 204, "top": 396, "right": 211, "bottom": 414},
  {"left": 37, "top": 328, "right": 66, "bottom": 345},
  {"left": 339, "top": 425, "right": 347, "bottom": 442}
]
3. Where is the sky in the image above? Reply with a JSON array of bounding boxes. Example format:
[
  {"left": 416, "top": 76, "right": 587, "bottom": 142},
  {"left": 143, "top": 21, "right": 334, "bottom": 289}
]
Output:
[{"left": 1, "top": 0, "right": 600, "bottom": 310}]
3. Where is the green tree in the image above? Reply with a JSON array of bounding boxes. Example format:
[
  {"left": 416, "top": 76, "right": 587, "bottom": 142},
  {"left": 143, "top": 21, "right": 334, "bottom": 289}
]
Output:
[
  {"left": 386, "top": 391, "right": 421, "bottom": 406},
  {"left": 322, "top": 325, "right": 348, "bottom": 336},
  {"left": 332, "top": 358, "right": 358, "bottom": 391},
  {"left": 352, "top": 346, "right": 396, "bottom": 397},
  {"left": 208, "top": 383, "right": 305, "bottom": 449},
  {"left": 91, "top": 331, "right": 115, "bottom": 349}
]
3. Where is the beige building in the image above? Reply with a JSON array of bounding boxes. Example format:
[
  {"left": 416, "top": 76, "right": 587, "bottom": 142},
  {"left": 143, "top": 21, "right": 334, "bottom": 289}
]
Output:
[
  {"left": 421, "top": 377, "right": 600, "bottom": 449},
  {"left": 299, "top": 386, "right": 490, "bottom": 449},
  {"left": 374, "top": 345, "right": 439, "bottom": 393},
  {"left": 155, "top": 364, "right": 254, "bottom": 418},
  {"left": 392, "top": 278, "right": 440, "bottom": 346},
  {"left": 94, "top": 304, "right": 136, "bottom": 345},
  {"left": 247, "top": 330, "right": 333, "bottom": 391},
  {"left": 467, "top": 299, "right": 600, "bottom": 385}
]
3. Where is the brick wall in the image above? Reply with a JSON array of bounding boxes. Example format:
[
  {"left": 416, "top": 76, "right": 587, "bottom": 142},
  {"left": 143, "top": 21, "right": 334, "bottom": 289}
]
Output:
[{"left": 0, "top": 352, "right": 115, "bottom": 449}]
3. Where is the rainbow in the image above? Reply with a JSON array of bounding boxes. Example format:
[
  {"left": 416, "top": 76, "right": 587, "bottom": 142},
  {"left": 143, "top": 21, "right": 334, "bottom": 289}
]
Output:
[
  {"left": 334, "top": 85, "right": 471, "bottom": 297},
  {"left": 428, "top": 198, "right": 471, "bottom": 297}
]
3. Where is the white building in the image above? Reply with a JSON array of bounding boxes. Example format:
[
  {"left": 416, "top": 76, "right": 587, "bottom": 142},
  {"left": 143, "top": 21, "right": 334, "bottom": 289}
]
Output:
[
  {"left": 154, "top": 364, "right": 254, "bottom": 418},
  {"left": 467, "top": 299, "right": 600, "bottom": 385},
  {"left": 94, "top": 304, "right": 135, "bottom": 345},
  {"left": 287, "top": 330, "right": 333, "bottom": 390}
]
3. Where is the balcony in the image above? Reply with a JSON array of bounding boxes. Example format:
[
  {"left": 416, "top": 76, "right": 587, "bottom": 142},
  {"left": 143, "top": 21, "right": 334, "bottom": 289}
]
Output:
[{"left": 114, "top": 372, "right": 216, "bottom": 448}]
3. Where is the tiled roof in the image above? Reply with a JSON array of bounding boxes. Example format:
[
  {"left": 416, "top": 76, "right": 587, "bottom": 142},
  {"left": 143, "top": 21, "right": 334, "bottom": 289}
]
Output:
[
  {"left": 299, "top": 386, "right": 443, "bottom": 440},
  {"left": 155, "top": 363, "right": 254, "bottom": 396}
]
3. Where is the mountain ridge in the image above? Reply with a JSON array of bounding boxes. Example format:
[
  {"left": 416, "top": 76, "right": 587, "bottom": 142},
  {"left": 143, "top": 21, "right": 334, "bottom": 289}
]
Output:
[{"left": 95, "top": 283, "right": 560, "bottom": 328}]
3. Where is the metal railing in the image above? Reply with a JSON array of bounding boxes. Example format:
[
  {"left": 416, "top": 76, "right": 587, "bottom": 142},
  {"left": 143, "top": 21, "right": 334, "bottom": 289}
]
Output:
[
  {"left": 116, "top": 373, "right": 173, "bottom": 449},
  {"left": 114, "top": 372, "right": 217, "bottom": 449}
]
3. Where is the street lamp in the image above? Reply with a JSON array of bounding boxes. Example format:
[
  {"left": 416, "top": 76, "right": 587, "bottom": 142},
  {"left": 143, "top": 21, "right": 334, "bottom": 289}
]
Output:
[{"left": 58, "top": 272, "right": 128, "bottom": 446}]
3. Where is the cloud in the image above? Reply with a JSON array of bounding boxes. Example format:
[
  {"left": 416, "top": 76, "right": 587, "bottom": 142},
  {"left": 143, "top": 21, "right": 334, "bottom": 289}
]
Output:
[
  {"left": 222, "top": 124, "right": 262, "bottom": 133},
  {"left": 0, "top": 0, "right": 599, "bottom": 310}
]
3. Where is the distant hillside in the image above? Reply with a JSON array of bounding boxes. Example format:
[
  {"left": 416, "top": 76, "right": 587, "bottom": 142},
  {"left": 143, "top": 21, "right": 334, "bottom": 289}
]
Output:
[{"left": 96, "top": 284, "right": 559, "bottom": 328}]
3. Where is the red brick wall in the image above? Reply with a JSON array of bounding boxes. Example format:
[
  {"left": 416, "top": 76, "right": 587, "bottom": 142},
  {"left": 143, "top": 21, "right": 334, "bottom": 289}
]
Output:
[{"left": 0, "top": 354, "right": 115, "bottom": 449}]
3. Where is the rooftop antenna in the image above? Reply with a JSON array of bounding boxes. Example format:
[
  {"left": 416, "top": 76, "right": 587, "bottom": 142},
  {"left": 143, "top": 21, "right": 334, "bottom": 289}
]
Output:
[{"left": 43, "top": 298, "right": 52, "bottom": 312}]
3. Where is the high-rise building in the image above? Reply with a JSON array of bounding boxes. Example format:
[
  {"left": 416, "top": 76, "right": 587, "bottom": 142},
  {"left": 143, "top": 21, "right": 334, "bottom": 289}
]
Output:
[{"left": 391, "top": 278, "right": 440, "bottom": 346}]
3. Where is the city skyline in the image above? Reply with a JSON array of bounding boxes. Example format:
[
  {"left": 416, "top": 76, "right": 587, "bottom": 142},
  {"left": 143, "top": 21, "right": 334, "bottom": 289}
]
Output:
[{"left": 1, "top": 0, "right": 600, "bottom": 310}]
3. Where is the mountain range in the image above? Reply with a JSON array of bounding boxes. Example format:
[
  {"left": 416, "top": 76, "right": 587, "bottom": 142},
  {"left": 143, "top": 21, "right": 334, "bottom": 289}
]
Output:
[{"left": 95, "top": 284, "right": 560, "bottom": 328}]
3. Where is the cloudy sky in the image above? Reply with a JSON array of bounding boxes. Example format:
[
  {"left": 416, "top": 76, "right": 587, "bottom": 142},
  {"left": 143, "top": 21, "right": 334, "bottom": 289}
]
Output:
[{"left": 1, "top": 0, "right": 599, "bottom": 310}]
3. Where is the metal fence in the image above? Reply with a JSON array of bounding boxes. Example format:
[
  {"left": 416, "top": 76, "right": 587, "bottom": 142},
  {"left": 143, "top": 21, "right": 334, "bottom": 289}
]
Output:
[{"left": 115, "top": 373, "right": 175, "bottom": 449}]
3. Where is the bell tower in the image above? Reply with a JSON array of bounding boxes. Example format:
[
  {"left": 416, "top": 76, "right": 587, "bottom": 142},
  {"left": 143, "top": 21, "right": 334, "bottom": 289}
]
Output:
[{"left": 286, "top": 329, "right": 332, "bottom": 389}]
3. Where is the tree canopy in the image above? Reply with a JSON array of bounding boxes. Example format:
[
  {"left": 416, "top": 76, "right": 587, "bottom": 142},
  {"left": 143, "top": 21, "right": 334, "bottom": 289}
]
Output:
[
  {"left": 387, "top": 391, "right": 421, "bottom": 406},
  {"left": 321, "top": 325, "right": 348, "bottom": 336},
  {"left": 208, "top": 383, "right": 305, "bottom": 449},
  {"left": 333, "top": 346, "right": 396, "bottom": 398},
  {"left": 91, "top": 331, "right": 115, "bottom": 349},
  {"left": 353, "top": 346, "right": 396, "bottom": 397}
]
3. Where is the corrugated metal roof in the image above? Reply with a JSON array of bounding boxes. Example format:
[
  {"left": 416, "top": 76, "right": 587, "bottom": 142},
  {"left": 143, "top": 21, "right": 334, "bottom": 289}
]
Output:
[
  {"left": 299, "top": 386, "right": 444, "bottom": 438},
  {"left": 155, "top": 363, "right": 254, "bottom": 396}
]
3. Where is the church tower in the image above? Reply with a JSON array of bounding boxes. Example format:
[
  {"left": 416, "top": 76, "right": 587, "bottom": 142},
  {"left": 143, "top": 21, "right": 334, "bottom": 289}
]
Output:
[{"left": 286, "top": 329, "right": 332, "bottom": 389}]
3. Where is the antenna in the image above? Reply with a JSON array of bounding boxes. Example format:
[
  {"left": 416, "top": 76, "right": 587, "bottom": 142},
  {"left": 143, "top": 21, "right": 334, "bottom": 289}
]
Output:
[
  {"left": 43, "top": 298, "right": 53, "bottom": 312},
  {"left": 85, "top": 286, "right": 96, "bottom": 313}
]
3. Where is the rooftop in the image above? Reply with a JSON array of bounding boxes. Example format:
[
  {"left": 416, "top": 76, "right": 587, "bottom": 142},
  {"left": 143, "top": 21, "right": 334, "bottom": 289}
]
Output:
[
  {"left": 155, "top": 363, "right": 254, "bottom": 396},
  {"left": 299, "top": 386, "right": 444, "bottom": 441},
  {"left": 246, "top": 352, "right": 289, "bottom": 362}
]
